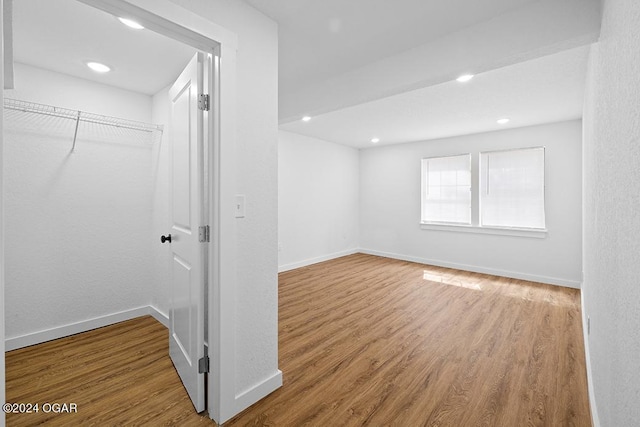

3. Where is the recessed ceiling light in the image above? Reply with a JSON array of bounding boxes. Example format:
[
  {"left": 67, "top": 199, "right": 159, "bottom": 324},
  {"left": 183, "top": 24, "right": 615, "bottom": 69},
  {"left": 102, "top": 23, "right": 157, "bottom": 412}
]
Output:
[
  {"left": 371, "top": 138, "right": 380, "bottom": 143},
  {"left": 86, "top": 62, "right": 111, "bottom": 73},
  {"left": 118, "top": 17, "right": 145, "bottom": 30},
  {"left": 456, "top": 74, "right": 474, "bottom": 83},
  {"left": 302, "top": 116, "right": 311, "bottom": 122},
  {"left": 497, "top": 118, "right": 510, "bottom": 124}
]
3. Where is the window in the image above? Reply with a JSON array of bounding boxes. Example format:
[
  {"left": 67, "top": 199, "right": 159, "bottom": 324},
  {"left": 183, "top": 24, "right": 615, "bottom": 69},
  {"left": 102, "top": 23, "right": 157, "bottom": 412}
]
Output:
[
  {"left": 479, "top": 147, "right": 545, "bottom": 229},
  {"left": 421, "top": 154, "right": 471, "bottom": 224}
]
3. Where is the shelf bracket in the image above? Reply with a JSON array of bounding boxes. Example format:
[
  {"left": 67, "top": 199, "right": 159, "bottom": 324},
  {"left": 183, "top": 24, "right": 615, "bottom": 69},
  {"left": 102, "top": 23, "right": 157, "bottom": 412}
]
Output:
[{"left": 71, "top": 111, "right": 81, "bottom": 152}]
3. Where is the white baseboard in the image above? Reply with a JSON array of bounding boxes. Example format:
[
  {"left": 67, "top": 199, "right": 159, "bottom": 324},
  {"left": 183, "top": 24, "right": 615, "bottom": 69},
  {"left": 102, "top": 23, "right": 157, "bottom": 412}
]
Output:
[
  {"left": 359, "top": 248, "right": 582, "bottom": 289},
  {"left": 233, "top": 370, "right": 283, "bottom": 420},
  {"left": 6, "top": 306, "right": 167, "bottom": 351},
  {"left": 278, "top": 248, "right": 358, "bottom": 273},
  {"left": 581, "top": 290, "right": 600, "bottom": 427},
  {"left": 149, "top": 305, "right": 169, "bottom": 328}
]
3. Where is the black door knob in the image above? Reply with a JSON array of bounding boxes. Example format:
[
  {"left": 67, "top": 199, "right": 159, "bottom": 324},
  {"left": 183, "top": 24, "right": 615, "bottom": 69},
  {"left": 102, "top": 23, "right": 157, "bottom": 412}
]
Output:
[{"left": 161, "top": 234, "right": 172, "bottom": 243}]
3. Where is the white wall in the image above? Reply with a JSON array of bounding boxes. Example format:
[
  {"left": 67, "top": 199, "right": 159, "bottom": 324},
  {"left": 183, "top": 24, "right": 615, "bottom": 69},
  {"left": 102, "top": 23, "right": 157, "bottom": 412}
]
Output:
[
  {"left": 6, "top": 63, "right": 151, "bottom": 122},
  {"left": 278, "top": 130, "right": 359, "bottom": 271},
  {"left": 3, "top": 63, "right": 156, "bottom": 347},
  {"left": 582, "top": 0, "right": 640, "bottom": 425},
  {"left": 359, "top": 120, "right": 583, "bottom": 287}
]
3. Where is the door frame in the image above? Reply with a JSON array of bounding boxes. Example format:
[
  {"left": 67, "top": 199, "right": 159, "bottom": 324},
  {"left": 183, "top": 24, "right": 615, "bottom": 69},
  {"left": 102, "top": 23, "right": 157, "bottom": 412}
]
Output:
[{"left": 1, "top": 0, "right": 239, "bottom": 423}]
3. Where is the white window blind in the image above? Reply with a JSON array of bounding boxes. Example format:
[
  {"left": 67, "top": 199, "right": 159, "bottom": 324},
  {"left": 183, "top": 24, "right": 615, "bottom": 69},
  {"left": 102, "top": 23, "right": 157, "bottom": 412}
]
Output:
[
  {"left": 480, "top": 147, "right": 545, "bottom": 229},
  {"left": 421, "top": 154, "right": 471, "bottom": 224}
]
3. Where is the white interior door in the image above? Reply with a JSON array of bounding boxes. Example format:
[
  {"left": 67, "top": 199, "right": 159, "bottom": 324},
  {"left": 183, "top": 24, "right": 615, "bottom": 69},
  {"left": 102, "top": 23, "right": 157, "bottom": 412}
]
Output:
[{"left": 166, "top": 52, "right": 206, "bottom": 413}]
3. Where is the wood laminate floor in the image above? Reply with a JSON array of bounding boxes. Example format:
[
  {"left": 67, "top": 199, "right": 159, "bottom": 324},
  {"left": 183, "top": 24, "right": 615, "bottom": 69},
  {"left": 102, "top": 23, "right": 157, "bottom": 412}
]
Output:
[
  {"left": 6, "top": 254, "right": 591, "bottom": 426},
  {"left": 5, "top": 315, "right": 212, "bottom": 426}
]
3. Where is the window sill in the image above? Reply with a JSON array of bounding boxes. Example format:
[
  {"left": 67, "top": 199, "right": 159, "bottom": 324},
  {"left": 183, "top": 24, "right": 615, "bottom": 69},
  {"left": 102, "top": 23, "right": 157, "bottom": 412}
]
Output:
[{"left": 420, "top": 223, "right": 547, "bottom": 238}]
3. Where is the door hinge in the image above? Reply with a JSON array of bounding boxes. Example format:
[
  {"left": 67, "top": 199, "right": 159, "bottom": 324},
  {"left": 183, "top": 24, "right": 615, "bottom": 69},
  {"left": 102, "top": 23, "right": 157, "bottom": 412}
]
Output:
[
  {"left": 199, "top": 225, "right": 210, "bottom": 243},
  {"left": 198, "top": 356, "right": 209, "bottom": 374},
  {"left": 198, "top": 94, "right": 210, "bottom": 111}
]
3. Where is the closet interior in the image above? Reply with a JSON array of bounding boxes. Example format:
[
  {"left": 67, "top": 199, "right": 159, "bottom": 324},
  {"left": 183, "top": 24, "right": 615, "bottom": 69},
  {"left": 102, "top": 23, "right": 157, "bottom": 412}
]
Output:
[{"left": 4, "top": 0, "right": 195, "bottom": 351}]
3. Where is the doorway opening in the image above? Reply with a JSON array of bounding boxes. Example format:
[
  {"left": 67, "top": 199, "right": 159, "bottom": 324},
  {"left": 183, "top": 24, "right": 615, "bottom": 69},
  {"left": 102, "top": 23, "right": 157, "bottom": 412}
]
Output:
[{"left": 3, "top": 0, "right": 224, "bottom": 420}]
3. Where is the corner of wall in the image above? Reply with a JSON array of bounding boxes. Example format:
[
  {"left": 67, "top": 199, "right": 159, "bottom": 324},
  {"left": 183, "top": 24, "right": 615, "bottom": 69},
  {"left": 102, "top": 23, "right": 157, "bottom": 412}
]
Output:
[
  {"left": 278, "top": 131, "right": 361, "bottom": 270},
  {"left": 581, "top": 41, "right": 599, "bottom": 427},
  {"left": 231, "top": 370, "right": 282, "bottom": 422}
]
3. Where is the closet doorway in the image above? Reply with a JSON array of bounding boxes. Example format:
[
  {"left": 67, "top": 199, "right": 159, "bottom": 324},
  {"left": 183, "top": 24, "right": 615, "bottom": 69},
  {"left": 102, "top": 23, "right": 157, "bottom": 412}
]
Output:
[{"left": 3, "top": 0, "right": 226, "bottom": 419}]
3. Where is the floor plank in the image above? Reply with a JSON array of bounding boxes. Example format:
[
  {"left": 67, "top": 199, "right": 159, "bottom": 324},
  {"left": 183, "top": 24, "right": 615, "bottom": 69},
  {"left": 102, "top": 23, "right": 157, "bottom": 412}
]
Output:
[{"left": 6, "top": 254, "right": 591, "bottom": 426}]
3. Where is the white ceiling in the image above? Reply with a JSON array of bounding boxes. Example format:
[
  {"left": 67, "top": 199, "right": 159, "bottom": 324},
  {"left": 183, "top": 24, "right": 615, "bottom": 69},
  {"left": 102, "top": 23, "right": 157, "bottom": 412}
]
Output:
[
  {"left": 243, "top": 0, "right": 597, "bottom": 148},
  {"left": 12, "top": 0, "right": 195, "bottom": 95},
  {"left": 280, "top": 45, "right": 590, "bottom": 148},
  {"left": 243, "top": 0, "right": 538, "bottom": 98},
  {"left": 10, "top": 0, "right": 597, "bottom": 149}
]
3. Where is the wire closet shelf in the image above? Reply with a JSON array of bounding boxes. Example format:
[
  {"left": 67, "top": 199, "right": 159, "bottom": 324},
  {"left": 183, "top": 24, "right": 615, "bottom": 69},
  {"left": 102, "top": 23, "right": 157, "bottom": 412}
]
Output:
[{"left": 3, "top": 98, "right": 164, "bottom": 151}]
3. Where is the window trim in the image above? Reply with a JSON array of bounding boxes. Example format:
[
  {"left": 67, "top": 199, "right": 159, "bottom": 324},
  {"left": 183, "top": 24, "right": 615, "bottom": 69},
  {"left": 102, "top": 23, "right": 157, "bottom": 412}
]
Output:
[{"left": 420, "top": 222, "right": 548, "bottom": 238}]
